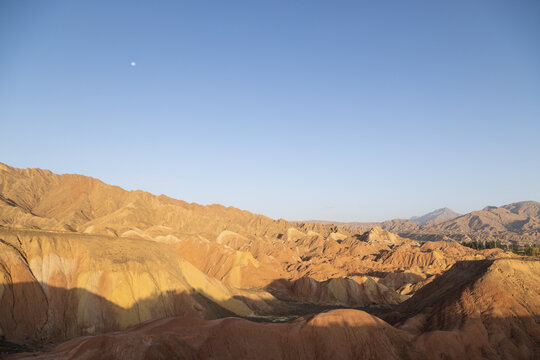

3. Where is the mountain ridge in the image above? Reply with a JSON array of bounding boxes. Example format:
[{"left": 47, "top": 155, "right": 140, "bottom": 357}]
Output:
[{"left": 309, "top": 201, "right": 540, "bottom": 245}]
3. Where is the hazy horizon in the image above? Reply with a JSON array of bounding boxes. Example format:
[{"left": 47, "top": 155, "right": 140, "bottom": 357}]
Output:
[{"left": 2, "top": 1, "right": 539, "bottom": 222}]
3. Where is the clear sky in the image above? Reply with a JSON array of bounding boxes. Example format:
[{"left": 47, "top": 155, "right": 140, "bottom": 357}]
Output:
[{"left": 1, "top": 1, "right": 539, "bottom": 222}]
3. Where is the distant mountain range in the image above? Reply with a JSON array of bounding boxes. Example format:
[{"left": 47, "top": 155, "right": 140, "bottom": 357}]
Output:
[
  {"left": 409, "top": 207, "right": 461, "bottom": 225},
  {"left": 310, "top": 201, "right": 540, "bottom": 245}
]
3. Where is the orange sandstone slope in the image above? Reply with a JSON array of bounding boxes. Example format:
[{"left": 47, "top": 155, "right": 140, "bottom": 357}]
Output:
[
  {"left": 0, "top": 162, "right": 339, "bottom": 240},
  {"left": 11, "top": 258, "right": 540, "bottom": 360},
  {"left": 0, "top": 227, "right": 282, "bottom": 346}
]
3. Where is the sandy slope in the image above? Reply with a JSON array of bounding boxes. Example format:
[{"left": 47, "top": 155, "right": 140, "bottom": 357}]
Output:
[{"left": 0, "top": 228, "right": 262, "bottom": 345}]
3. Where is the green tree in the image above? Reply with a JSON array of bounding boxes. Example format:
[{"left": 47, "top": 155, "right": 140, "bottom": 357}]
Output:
[{"left": 525, "top": 246, "right": 539, "bottom": 256}]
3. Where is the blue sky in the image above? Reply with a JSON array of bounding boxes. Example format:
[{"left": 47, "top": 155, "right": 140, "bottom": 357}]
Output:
[{"left": 1, "top": 0, "right": 539, "bottom": 221}]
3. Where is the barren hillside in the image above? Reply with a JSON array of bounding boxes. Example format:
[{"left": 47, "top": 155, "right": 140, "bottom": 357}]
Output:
[{"left": 0, "top": 164, "right": 535, "bottom": 359}]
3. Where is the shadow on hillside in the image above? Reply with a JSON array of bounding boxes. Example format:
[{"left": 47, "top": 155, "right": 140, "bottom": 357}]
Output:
[
  {"left": 382, "top": 259, "right": 540, "bottom": 328},
  {"left": 347, "top": 269, "right": 425, "bottom": 283},
  {"left": 0, "top": 247, "right": 425, "bottom": 354},
  {"left": 0, "top": 282, "right": 239, "bottom": 355},
  {"left": 5, "top": 314, "right": 426, "bottom": 360},
  {"left": 1, "top": 277, "right": 401, "bottom": 355},
  {"left": 263, "top": 271, "right": 424, "bottom": 301},
  {"left": 6, "top": 309, "right": 540, "bottom": 360},
  {"left": 2, "top": 273, "right": 540, "bottom": 360},
  {"left": 245, "top": 277, "right": 401, "bottom": 318}
]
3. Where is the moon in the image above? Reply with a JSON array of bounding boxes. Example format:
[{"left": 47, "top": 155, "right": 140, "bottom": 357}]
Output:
[{"left": 130, "top": 61, "right": 136, "bottom": 67}]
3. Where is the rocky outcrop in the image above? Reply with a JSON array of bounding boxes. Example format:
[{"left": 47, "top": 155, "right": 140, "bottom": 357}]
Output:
[
  {"left": 357, "top": 226, "right": 408, "bottom": 247},
  {"left": 290, "top": 276, "right": 408, "bottom": 306}
]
